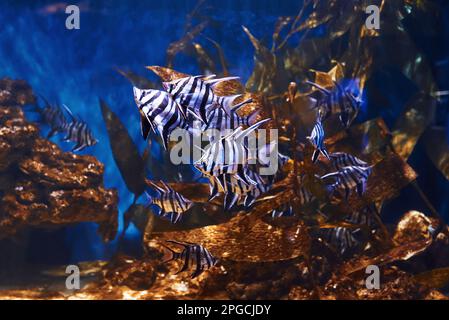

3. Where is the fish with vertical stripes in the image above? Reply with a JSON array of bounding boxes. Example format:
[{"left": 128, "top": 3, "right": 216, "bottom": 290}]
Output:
[
  {"left": 307, "top": 118, "right": 330, "bottom": 163},
  {"left": 38, "top": 97, "right": 68, "bottom": 138},
  {"left": 217, "top": 169, "right": 272, "bottom": 210},
  {"left": 271, "top": 186, "right": 314, "bottom": 218},
  {"left": 321, "top": 165, "right": 372, "bottom": 199},
  {"left": 307, "top": 80, "right": 361, "bottom": 128},
  {"left": 329, "top": 152, "right": 369, "bottom": 170},
  {"left": 203, "top": 99, "right": 257, "bottom": 132},
  {"left": 162, "top": 74, "right": 242, "bottom": 123},
  {"left": 322, "top": 227, "right": 359, "bottom": 255},
  {"left": 146, "top": 180, "right": 193, "bottom": 224},
  {"left": 162, "top": 240, "right": 217, "bottom": 278},
  {"left": 61, "top": 104, "right": 97, "bottom": 152},
  {"left": 196, "top": 119, "right": 271, "bottom": 182},
  {"left": 133, "top": 87, "right": 188, "bottom": 149}
]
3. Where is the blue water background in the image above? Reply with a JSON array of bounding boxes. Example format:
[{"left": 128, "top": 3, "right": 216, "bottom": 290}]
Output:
[{"left": 0, "top": 0, "right": 447, "bottom": 264}]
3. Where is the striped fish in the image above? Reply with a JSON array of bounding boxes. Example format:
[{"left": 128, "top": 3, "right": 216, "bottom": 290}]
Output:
[
  {"left": 222, "top": 174, "right": 253, "bottom": 210},
  {"left": 133, "top": 87, "right": 187, "bottom": 149},
  {"left": 196, "top": 119, "right": 271, "bottom": 181},
  {"left": 346, "top": 205, "right": 379, "bottom": 228},
  {"left": 61, "top": 105, "right": 97, "bottom": 152},
  {"left": 307, "top": 80, "right": 361, "bottom": 128},
  {"left": 162, "top": 240, "right": 217, "bottom": 278},
  {"left": 319, "top": 205, "right": 379, "bottom": 255},
  {"left": 244, "top": 170, "right": 273, "bottom": 207},
  {"left": 307, "top": 118, "right": 330, "bottom": 163},
  {"left": 321, "top": 165, "right": 372, "bottom": 199},
  {"left": 38, "top": 97, "right": 67, "bottom": 138},
  {"left": 222, "top": 170, "right": 272, "bottom": 210},
  {"left": 203, "top": 99, "right": 257, "bottom": 132},
  {"left": 271, "top": 186, "right": 314, "bottom": 218},
  {"left": 323, "top": 227, "right": 359, "bottom": 255},
  {"left": 146, "top": 181, "right": 193, "bottom": 224},
  {"left": 162, "top": 74, "right": 242, "bottom": 123},
  {"left": 329, "top": 152, "right": 369, "bottom": 170}
]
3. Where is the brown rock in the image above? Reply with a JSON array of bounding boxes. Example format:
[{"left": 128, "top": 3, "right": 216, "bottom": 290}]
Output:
[
  {"left": 0, "top": 79, "right": 118, "bottom": 240},
  {"left": 0, "top": 107, "right": 39, "bottom": 171},
  {"left": 103, "top": 256, "right": 156, "bottom": 290},
  {"left": 0, "top": 78, "right": 35, "bottom": 106},
  {"left": 19, "top": 139, "right": 103, "bottom": 189}
]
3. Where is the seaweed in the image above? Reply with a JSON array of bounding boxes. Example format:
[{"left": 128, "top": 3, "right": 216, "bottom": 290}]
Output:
[{"left": 99, "top": 98, "right": 146, "bottom": 198}]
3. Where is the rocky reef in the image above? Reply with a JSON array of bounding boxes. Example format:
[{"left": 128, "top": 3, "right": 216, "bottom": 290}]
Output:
[{"left": 0, "top": 78, "right": 118, "bottom": 241}]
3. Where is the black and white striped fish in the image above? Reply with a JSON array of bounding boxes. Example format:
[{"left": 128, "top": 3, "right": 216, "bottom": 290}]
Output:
[
  {"left": 307, "top": 118, "right": 329, "bottom": 163},
  {"left": 307, "top": 80, "right": 361, "bottom": 128},
  {"left": 329, "top": 152, "right": 369, "bottom": 170},
  {"left": 319, "top": 205, "right": 379, "bottom": 255},
  {"left": 218, "top": 170, "right": 272, "bottom": 210},
  {"left": 323, "top": 227, "right": 359, "bottom": 255},
  {"left": 203, "top": 99, "right": 258, "bottom": 132},
  {"left": 196, "top": 119, "right": 271, "bottom": 180},
  {"left": 133, "top": 87, "right": 187, "bottom": 149},
  {"left": 39, "top": 97, "right": 67, "bottom": 138},
  {"left": 271, "top": 186, "right": 314, "bottom": 218},
  {"left": 321, "top": 165, "right": 372, "bottom": 199},
  {"left": 146, "top": 181, "right": 193, "bottom": 224},
  {"left": 162, "top": 240, "right": 217, "bottom": 278},
  {"left": 162, "top": 74, "right": 242, "bottom": 123},
  {"left": 346, "top": 205, "right": 379, "bottom": 228},
  {"left": 61, "top": 105, "right": 97, "bottom": 152}
]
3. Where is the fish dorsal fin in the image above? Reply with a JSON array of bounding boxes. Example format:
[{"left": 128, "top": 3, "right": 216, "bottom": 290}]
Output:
[
  {"left": 133, "top": 86, "right": 149, "bottom": 103},
  {"left": 62, "top": 104, "right": 76, "bottom": 121},
  {"left": 201, "top": 74, "right": 217, "bottom": 81},
  {"left": 160, "top": 180, "right": 172, "bottom": 192},
  {"left": 148, "top": 181, "right": 166, "bottom": 194},
  {"left": 204, "top": 76, "right": 240, "bottom": 89},
  {"left": 38, "top": 94, "right": 52, "bottom": 109}
]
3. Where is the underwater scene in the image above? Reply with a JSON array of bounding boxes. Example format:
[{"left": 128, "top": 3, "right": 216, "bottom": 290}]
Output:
[{"left": 0, "top": 0, "right": 448, "bottom": 300}]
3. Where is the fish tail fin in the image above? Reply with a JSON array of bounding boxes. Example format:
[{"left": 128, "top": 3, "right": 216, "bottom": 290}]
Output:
[{"left": 161, "top": 244, "right": 179, "bottom": 263}]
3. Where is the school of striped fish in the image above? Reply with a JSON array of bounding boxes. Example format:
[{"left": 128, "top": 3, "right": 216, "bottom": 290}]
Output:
[
  {"left": 132, "top": 74, "right": 282, "bottom": 277},
  {"left": 305, "top": 81, "right": 374, "bottom": 254},
  {"left": 130, "top": 72, "right": 373, "bottom": 276},
  {"left": 133, "top": 74, "right": 276, "bottom": 216}
]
